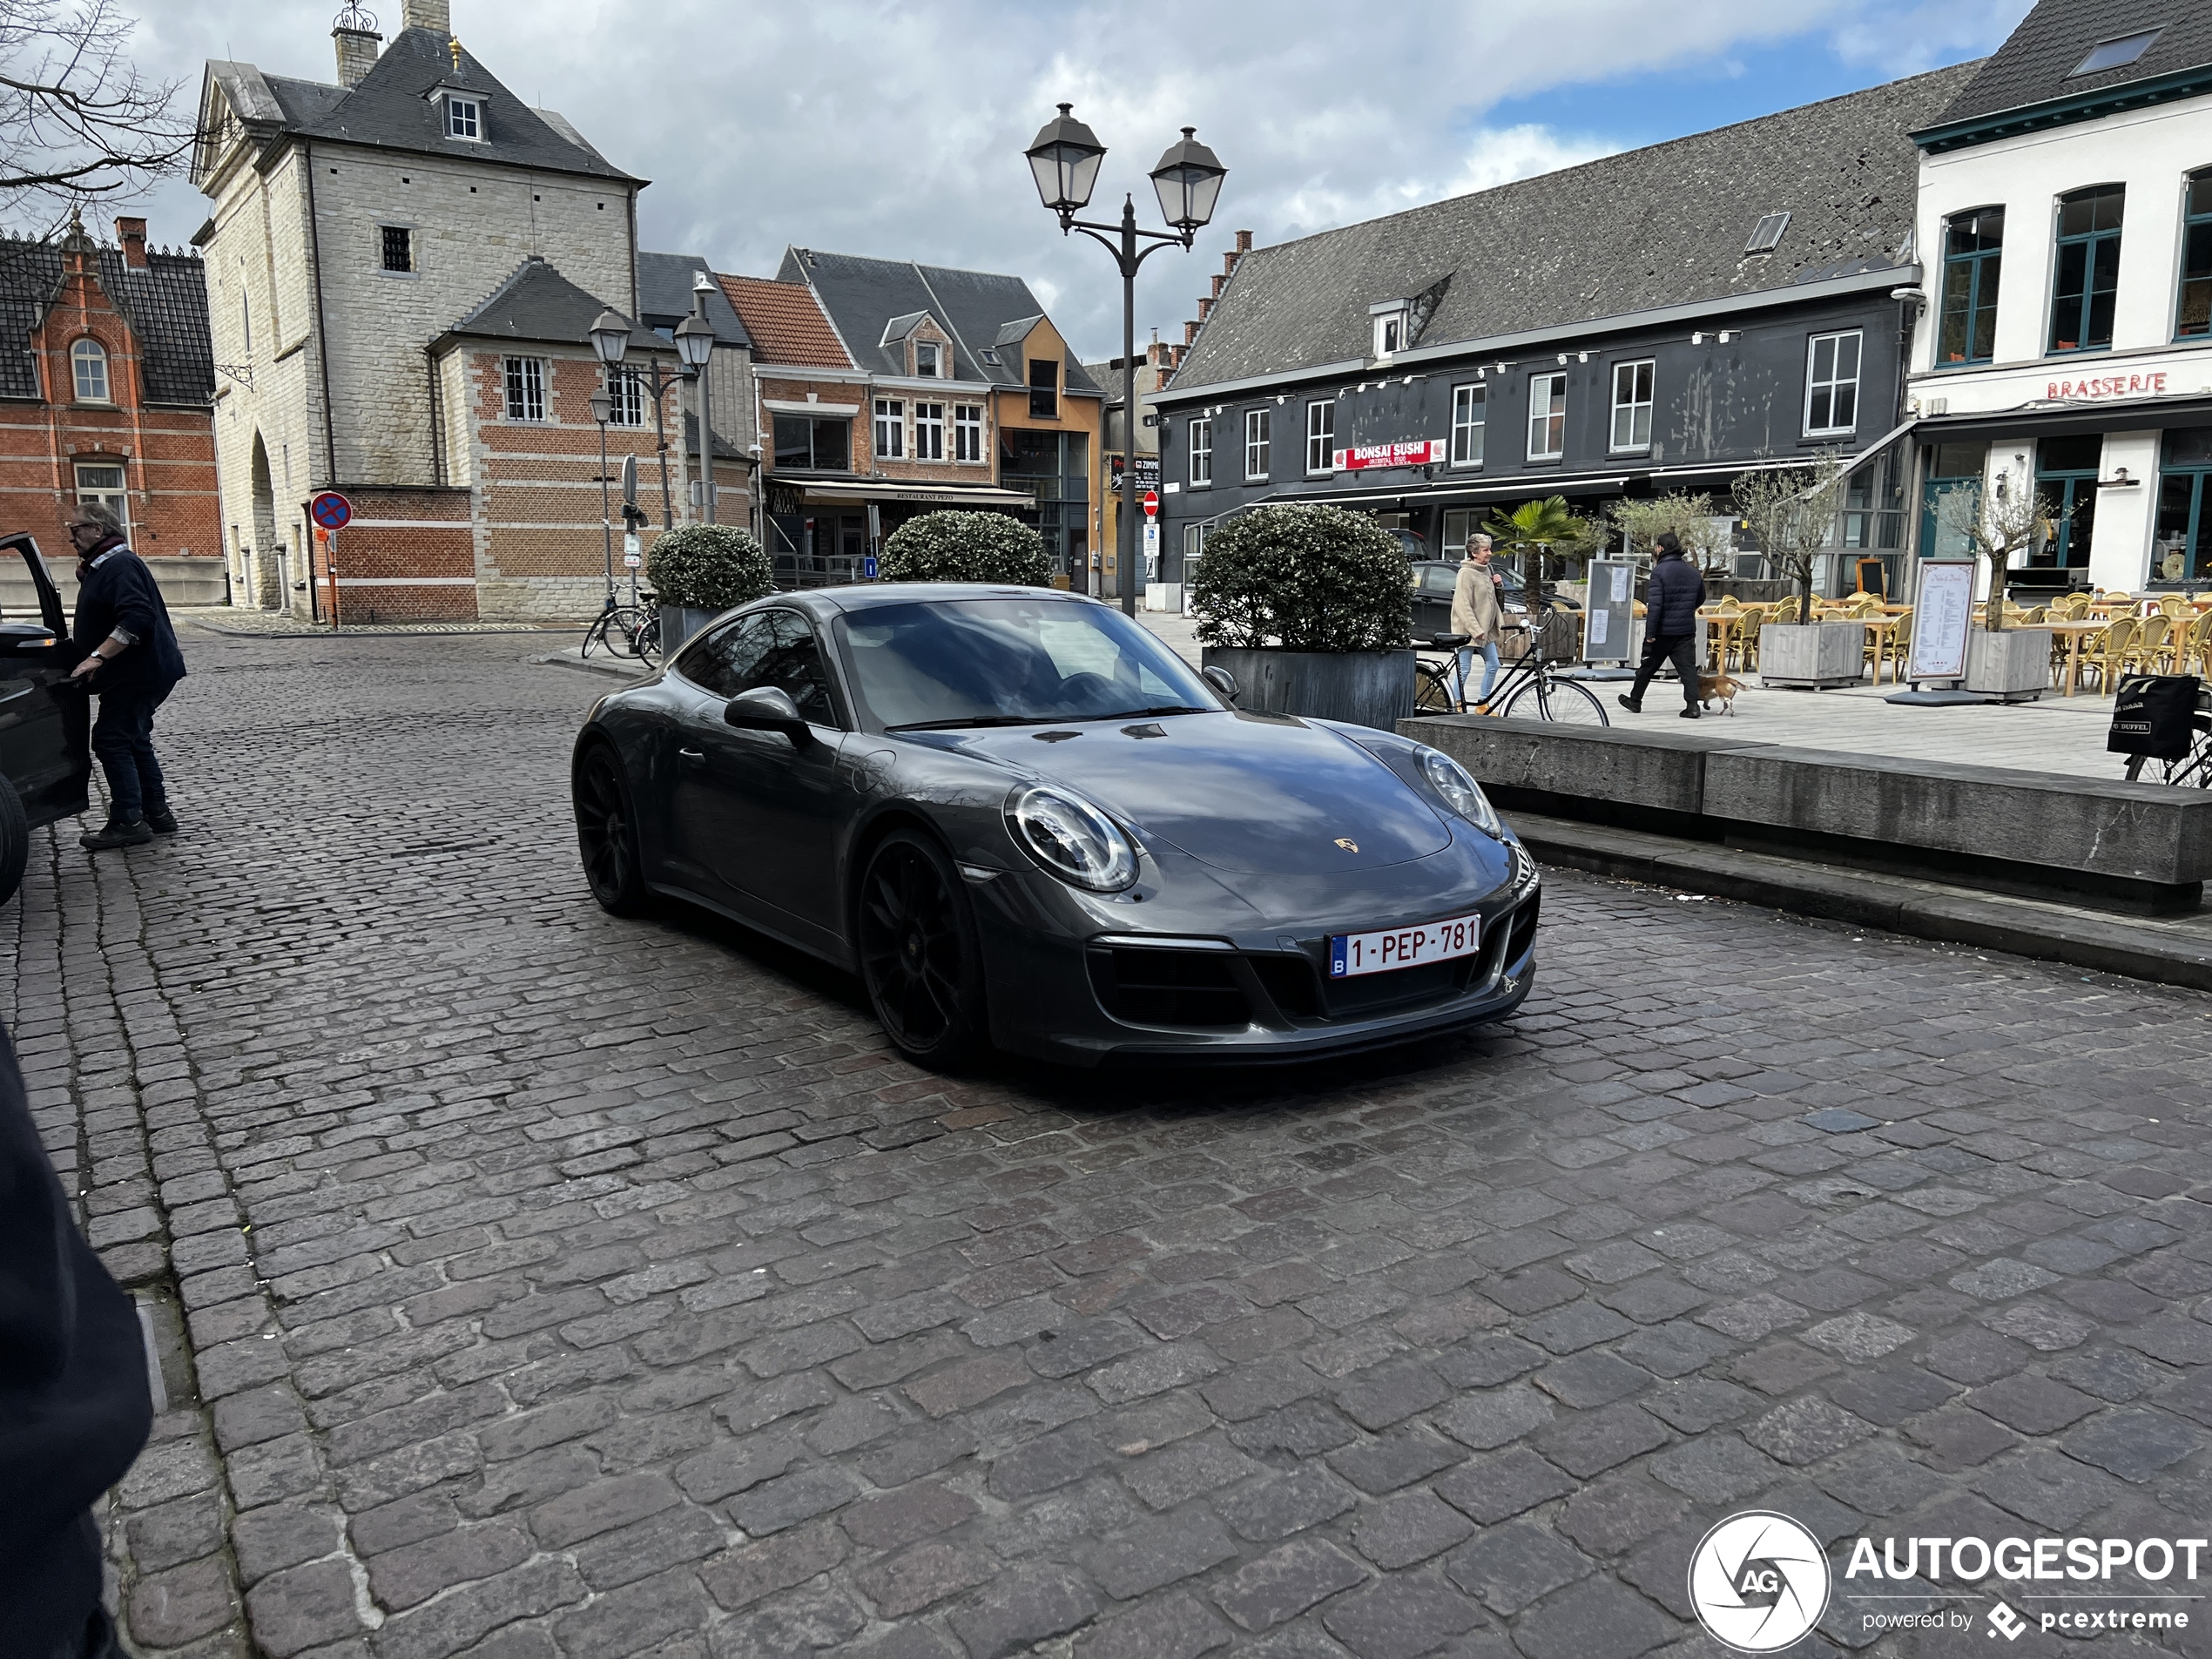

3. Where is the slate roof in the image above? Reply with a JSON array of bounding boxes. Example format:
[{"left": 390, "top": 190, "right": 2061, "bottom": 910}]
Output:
[
  {"left": 442, "top": 256, "right": 660, "bottom": 352},
  {"left": 637, "top": 252, "right": 751, "bottom": 347},
  {"left": 1933, "top": 0, "right": 2212, "bottom": 127},
  {"left": 0, "top": 235, "right": 212, "bottom": 405},
  {"left": 206, "top": 27, "right": 637, "bottom": 183},
  {"left": 1168, "top": 63, "right": 1977, "bottom": 394},
  {"left": 717, "top": 276, "right": 852, "bottom": 370},
  {"left": 773, "top": 247, "right": 1100, "bottom": 395}
]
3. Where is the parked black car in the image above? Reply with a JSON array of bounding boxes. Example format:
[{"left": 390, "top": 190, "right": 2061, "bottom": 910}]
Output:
[
  {"left": 0, "top": 534, "right": 91, "bottom": 904},
  {"left": 1408, "top": 559, "right": 1579, "bottom": 643}
]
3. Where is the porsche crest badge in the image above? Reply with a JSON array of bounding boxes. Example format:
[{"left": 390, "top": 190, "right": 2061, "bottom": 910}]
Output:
[{"left": 1334, "top": 838, "right": 1359, "bottom": 852}]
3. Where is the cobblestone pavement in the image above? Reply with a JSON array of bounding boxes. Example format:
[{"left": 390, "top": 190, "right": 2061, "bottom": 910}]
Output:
[{"left": 9, "top": 624, "right": 2212, "bottom": 1659}]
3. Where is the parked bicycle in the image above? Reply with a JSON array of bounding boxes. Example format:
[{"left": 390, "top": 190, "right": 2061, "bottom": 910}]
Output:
[
  {"left": 582, "top": 590, "right": 661, "bottom": 666},
  {"left": 1412, "top": 619, "right": 1608, "bottom": 725},
  {"left": 2113, "top": 675, "right": 2210, "bottom": 786}
]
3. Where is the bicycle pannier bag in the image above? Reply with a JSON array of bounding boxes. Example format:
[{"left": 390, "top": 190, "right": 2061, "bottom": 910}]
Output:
[{"left": 2107, "top": 674, "right": 2200, "bottom": 759}]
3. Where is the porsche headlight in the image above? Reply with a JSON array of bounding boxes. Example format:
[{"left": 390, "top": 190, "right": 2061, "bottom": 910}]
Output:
[
  {"left": 1420, "top": 747, "right": 1502, "bottom": 839},
  {"left": 1009, "top": 786, "right": 1138, "bottom": 891}
]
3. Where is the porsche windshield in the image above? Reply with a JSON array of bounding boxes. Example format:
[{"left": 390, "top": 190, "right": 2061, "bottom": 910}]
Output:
[{"left": 841, "top": 597, "right": 1219, "bottom": 731}]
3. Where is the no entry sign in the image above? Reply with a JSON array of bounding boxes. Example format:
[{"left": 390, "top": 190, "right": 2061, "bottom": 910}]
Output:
[
  {"left": 1142, "top": 489, "right": 1158, "bottom": 517},
  {"left": 310, "top": 491, "right": 353, "bottom": 531}
]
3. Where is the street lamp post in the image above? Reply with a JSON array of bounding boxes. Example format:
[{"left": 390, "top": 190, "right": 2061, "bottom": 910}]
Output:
[
  {"left": 590, "top": 388, "right": 615, "bottom": 607},
  {"left": 1025, "top": 106, "right": 1225, "bottom": 618},
  {"left": 590, "top": 308, "right": 688, "bottom": 531},
  {"left": 673, "top": 274, "right": 718, "bottom": 524}
]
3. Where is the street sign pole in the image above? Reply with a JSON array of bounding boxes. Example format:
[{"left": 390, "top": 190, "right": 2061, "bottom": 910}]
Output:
[{"left": 308, "top": 492, "right": 353, "bottom": 632}]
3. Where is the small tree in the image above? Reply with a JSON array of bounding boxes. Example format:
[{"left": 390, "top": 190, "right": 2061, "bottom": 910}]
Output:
[
  {"left": 1933, "top": 463, "right": 2072, "bottom": 632},
  {"left": 1608, "top": 491, "right": 1733, "bottom": 577},
  {"left": 1189, "top": 502, "right": 1410, "bottom": 652},
  {"left": 1732, "top": 454, "right": 1851, "bottom": 624},
  {"left": 644, "top": 523, "right": 773, "bottom": 610},
  {"left": 0, "top": 0, "right": 195, "bottom": 227},
  {"left": 1483, "top": 496, "right": 1595, "bottom": 582},
  {"left": 879, "top": 510, "right": 1049, "bottom": 585}
]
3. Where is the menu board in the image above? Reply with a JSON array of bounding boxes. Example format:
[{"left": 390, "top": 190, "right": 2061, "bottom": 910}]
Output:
[
  {"left": 1907, "top": 561, "right": 1976, "bottom": 681},
  {"left": 1584, "top": 560, "right": 1635, "bottom": 664}
]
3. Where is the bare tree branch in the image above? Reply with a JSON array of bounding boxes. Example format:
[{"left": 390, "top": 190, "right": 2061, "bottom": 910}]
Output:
[
  {"left": 0, "top": 0, "right": 194, "bottom": 228},
  {"left": 1732, "top": 453, "right": 1851, "bottom": 624}
]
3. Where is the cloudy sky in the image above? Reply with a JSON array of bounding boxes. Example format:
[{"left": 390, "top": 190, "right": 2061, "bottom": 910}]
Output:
[{"left": 124, "top": 0, "right": 2030, "bottom": 360}]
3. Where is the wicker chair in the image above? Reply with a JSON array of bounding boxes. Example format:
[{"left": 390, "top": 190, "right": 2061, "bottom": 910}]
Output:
[
  {"left": 2082, "top": 617, "right": 2137, "bottom": 694},
  {"left": 2126, "top": 616, "right": 2175, "bottom": 676}
]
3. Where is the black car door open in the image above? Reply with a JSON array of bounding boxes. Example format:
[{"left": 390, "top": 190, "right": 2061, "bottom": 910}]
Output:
[
  {"left": 669, "top": 609, "right": 847, "bottom": 940},
  {"left": 0, "top": 534, "right": 90, "bottom": 826}
]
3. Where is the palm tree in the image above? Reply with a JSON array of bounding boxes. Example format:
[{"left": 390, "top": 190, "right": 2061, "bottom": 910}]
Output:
[{"left": 1482, "top": 496, "right": 1588, "bottom": 580}]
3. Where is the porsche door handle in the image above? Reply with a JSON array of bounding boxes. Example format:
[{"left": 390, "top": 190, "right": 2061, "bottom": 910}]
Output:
[{"left": 678, "top": 746, "right": 705, "bottom": 764}]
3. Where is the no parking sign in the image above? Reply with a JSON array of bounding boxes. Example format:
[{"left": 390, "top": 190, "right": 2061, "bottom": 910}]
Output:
[{"left": 310, "top": 491, "right": 352, "bottom": 532}]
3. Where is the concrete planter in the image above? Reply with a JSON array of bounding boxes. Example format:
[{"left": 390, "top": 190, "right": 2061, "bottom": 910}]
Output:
[
  {"left": 1964, "top": 626, "right": 2048, "bottom": 702},
  {"left": 658, "top": 604, "right": 718, "bottom": 656},
  {"left": 1759, "top": 621, "right": 1864, "bottom": 689},
  {"left": 1200, "top": 646, "right": 1415, "bottom": 731}
]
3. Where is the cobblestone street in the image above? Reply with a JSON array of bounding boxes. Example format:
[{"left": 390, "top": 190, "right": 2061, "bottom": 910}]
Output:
[{"left": 10, "top": 624, "right": 2212, "bottom": 1659}]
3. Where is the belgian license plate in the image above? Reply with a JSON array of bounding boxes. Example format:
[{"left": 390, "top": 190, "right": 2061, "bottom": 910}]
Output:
[{"left": 1329, "top": 912, "right": 1481, "bottom": 978}]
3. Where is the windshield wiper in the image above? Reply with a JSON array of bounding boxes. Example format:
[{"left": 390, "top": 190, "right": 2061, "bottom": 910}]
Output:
[
  {"left": 1095, "top": 704, "right": 1210, "bottom": 721},
  {"left": 886, "top": 714, "right": 1067, "bottom": 732}
]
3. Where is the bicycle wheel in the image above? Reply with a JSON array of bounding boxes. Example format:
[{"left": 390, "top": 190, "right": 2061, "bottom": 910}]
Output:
[
  {"left": 1501, "top": 673, "right": 1609, "bottom": 725},
  {"left": 636, "top": 613, "right": 663, "bottom": 667},
  {"left": 599, "top": 605, "right": 653, "bottom": 659},
  {"left": 580, "top": 612, "right": 612, "bottom": 659},
  {"left": 1413, "top": 663, "right": 1456, "bottom": 714}
]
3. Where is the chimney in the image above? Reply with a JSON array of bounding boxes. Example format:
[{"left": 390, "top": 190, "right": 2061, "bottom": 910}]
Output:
[
  {"left": 1211, "top": 273, "right": 1224, "bottom": 300},
  {"left": 334, "top": 22, "right": 381, "bottom": 88},
  {"left": 402, "top": 0, "right": 452, "bottom": 31},
  {"left": 1184, "top": 321, "right": 1197, "bottom": 347},
  {"left": 114, "top": 217, "right": 148, "bottom": 268},
  {"left": 1197, "top": 297, "right": 1212, "bottom": 324},
  {"left": 1236, "top": 229, "right": 1252, "bottom": 253}
]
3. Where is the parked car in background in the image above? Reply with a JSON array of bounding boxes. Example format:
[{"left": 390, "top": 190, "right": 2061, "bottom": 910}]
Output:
[
  {"left": 0, "top": 533, "right": 91, "bottom": 904},
  {"left": 1408, "top": 559, "right": 1580, "bottom": 643}
]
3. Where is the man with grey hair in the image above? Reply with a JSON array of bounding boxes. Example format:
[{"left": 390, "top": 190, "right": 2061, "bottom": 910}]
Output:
[{"left": 63, "top": 502, "right": 185, "bottom": 849}]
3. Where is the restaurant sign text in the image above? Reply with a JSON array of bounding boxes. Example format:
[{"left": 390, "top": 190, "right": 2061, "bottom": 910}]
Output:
[
  {"left": 2047, "top": 370, "right": 2168, "bottom": 401},
  {"left": 1335, "top": 439, "right": 1447, "bottom": 471}
]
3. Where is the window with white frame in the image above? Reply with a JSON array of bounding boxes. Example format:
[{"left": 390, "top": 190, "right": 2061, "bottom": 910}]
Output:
[
  {"left": 1450, "top": 383, "right": 1486, "bottom": 466},
  {"left": 1610, "top": 359, "right": 1655, "bottom": 451},
  {"left": 1527, "top": 373, "right": 1566, "bottom": 460},
  {"left": 605, "top": 368, "right": 644, "bottom": 428},
  {"left": 1804, "top": 331, "right": 1861, "bottom": 435},
  {"left": 1305, "top": 399, "right": 1334, "bottom": 474},
  {"left": 502, "top": 355, "right": 545, "bottom": 421},
  {"left": 954, "top": 404, "right": 983, "bottom": 462},
  {"left": 1374, "top": 311, "right": 1406, "bottom": 358},
  {"left": 1442, "top": 509, "right": 1478, "bottom": 559},
  {"left": 1183, "top": 521, "right": 1207, "bottom": 566},
  {"left": 914, "top": 401, "right": 945, "bottom": 462},
  {"left": 71, "top": 337, "right": 110, "bottom": 403},
  {"left": 914, "top": 342, "right": 941, "bottom": 378},
  {"left": 446, "top": 96, "right": 482, "bottom": 139},
  {"left": 74, "top": 462, "right": 127, "bottom": 531},
  {"left": 1188, "top": 416, "right": 1211, "bottom": 485},
  {"left": 873, "top": 398, "right": 905, "bottom": 459},
  {"left": 1244, "top": 408, "right": 1271, "bottom": 480}
]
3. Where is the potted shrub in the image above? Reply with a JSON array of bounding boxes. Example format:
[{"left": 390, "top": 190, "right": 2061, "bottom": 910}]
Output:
[
  {"left": 645, "top": 523, "right": 773, "bottom": 652},
  {"left": 1937, "top": 462, "right": 2071, "bottom": 700},
  {"left": 1735, "top": 455, "right": 1862, "bottom": 688},
  {"left": 1189, "top": 502, "right": 1414, "bottom": 729},
  {"left": 880, "top": 510, "right": 1049, "bottom": 585}
]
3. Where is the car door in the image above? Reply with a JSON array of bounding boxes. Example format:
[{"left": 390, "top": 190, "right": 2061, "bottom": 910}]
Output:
[
  {"left": 668, "top": 609, "right": 848, "bottom": 941},
  {"left": 1411, "top": 564, "right": 1457, "bottom": 640},
  {"left": 0, "top": 534, "right": 89, "bottom": 826}
]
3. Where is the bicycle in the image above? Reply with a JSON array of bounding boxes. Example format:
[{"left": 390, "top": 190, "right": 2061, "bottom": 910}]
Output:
[
  {"left": 582, "top": 590, "right": 661, "bottom": 667},
  {"left": 1412, "top": 618, "right": 1608, "bottom": 725}
]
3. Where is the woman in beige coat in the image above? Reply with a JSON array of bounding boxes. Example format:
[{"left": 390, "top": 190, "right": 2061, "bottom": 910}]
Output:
[{"left": 1448, "top": 536, "right": 1507, "bottom": 710}]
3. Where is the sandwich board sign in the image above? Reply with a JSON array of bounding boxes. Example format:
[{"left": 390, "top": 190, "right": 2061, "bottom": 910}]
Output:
[{"left": 1907, "top": 561, "right": 1976, "bottom": 682}]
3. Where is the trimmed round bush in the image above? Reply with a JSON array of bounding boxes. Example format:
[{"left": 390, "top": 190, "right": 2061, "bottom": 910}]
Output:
[
  {"left": 644, "top": 523, "right": 773, "bottom": 610},
  {"left": 879, "top": 510, "right": 1049, "bottom": 586},
  {"left": 1189, "top": 503, "right": 1412, "bottom": 652}
]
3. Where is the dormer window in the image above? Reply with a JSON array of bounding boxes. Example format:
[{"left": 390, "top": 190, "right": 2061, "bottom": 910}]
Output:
[
  {"left": 915, "top": 341, "right": 941, "bottom": 378},
  {"left": 1372, "top": 305, "right": 1408, "bottom": 359},
  {"left": 445, "top": 96, "right": 482, "bottom": 140}
]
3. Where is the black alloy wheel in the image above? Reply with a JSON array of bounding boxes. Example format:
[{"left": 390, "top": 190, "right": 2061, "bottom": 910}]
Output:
[
  {"left": 574, "top": 745, "right": 648, "bottom": 915},
  {"left": 857, "top": 829, "right": 986, "bottom": 1067},
  {"left": 0, "top": 773, "right": 27, "bottom": 908}
]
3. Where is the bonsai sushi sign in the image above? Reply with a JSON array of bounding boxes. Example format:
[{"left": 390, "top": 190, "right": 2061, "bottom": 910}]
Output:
[{"left": 1336, "top": 438, "right": 1447, "bottom": 471}]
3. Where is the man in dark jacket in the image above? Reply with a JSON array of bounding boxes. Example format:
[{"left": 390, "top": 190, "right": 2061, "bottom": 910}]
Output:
[
  {"left": 0, "top": 1016, "right": 153, "bottom": 1658},
  {"left": 64, "top": 503, "right": 185, "bottom": 849},
  {"left": 1619, "top": 531, "right": 1707, "bottom": 718}
]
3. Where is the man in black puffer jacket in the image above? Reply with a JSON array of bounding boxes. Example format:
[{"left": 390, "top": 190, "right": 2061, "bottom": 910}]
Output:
[
  {"left": 64, "top": 502, "right": 186, "bottom": 849},
  {"left": 0, "top": 1015, "right": 152, "bottom": 1658},
  {"left": 1619, "top": 531, "right": 1707, "bottom": 718}
]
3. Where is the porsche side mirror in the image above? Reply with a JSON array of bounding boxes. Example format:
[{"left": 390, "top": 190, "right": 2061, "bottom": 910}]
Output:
[
  {"left": 0, "top": 622, "right": 57, "bottom": 656},
  {"left": 1201, "top": 664, "right": 1238, "bottom": 705},
  {"left": 725, "top": 685, "right": 815, "bottom": 747}
]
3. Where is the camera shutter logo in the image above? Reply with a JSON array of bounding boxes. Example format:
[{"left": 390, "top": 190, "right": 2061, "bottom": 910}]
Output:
[{"left": 1688, "top": 1512, "right": 1831, "bottom": 1652}]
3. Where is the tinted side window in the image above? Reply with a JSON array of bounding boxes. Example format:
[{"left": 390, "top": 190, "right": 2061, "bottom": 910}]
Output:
[
  {"left": 678, "top": 613, "right": 775, "bottom": 698},
  {"left": 680, "top": 610, "right": 842, "bottom": 727}
]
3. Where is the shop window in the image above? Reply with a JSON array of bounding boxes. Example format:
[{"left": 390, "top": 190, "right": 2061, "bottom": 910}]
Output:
[
  {"left": 1305, "top": 399, "right": 1333, "bottom": 475},
  {"left": 1938, "top": 207, "right": 2003, "bottom": 364},
  {"left": 1919, "top": 441, "right": 1986, "bottom": 557},
  {"left": 954, "top": 404, "right": 983, "bottom": 462},
  {"left": 1188, "top": 416, "right": 1211, "bottom": 485},
  {"left": 71, "top": 337, "right": 110, "bottom": 403},
  {"left": 1610, "top": 359, "right": 1654, "bottom": 451},
  {"left": 2154, "top": 426, "right": 2212, "bottom": 585},
  {"left": 1804, "top": 332, "right": 1860, "bottom": 435},
  {"left": 2049, "top": 185, "right": 2124, "bottom": 354},
  {"left": 1450, "top": 384, "right": 1486, "bottom": 467},
  {"left": 2177, "top": 171, "right": 2212, "bottom": 338},
  {"left": 1527, "top": 373, "right": 1565, "bottom": 461},
  {"left": 873, "top": 398, "right": 905, "bottom": 460},
  {"left": 1442, "top": 509, "right": 1480, "bottom": 559},
  {"left": 2033, "top": 433, "right": 2101, "bottom": 570},
  {"left": 502, "top": 355, "right": 545, "bottom": 421},
  {"left": 772, "top": 414, "right": 849, "bottom": 470}
]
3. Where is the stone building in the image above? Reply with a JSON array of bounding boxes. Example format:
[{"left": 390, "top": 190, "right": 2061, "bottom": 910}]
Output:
[
  {"left": 191, "top": 0, "right": 743, "bottom": 620},
  {"left": 0, "top": 216, "right": 222, "bottom": 609}
]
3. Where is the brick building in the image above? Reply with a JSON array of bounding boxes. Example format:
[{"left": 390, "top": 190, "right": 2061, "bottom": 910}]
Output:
[
  {"left": 191, "top": 0, "right": 744, "bottom": 620},
  {"left": 0, "top": 215, "right": 221, "bottom": 604},
  {"left": 725, "top": 250, "right": 1101, "bottom": 587}
]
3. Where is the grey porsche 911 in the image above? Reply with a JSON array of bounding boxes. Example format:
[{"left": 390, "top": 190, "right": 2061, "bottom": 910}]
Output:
[{"left": 570, "top": 584, "right": 1540, "bottom": 1068}]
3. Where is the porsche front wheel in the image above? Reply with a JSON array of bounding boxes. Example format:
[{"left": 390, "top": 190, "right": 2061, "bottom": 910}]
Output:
[
  {"left": 857, "top": 830, "right": 987, "bottom": 1068},
  {"left": 574, "top": 745, "right": 649, "bottom": 915}
]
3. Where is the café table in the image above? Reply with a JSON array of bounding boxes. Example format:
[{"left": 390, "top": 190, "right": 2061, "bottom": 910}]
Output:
[
  {"left": 1697, "top": 608, "right": 1753, "bottom": 672},
  {"left": 1859, "top": 613, "right": 1907, "bottom": 685},
  {"left": 2035, "top": 620, "right": 2106, "bottom": 696}
]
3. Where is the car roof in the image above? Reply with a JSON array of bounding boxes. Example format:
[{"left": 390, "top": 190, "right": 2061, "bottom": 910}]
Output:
[{"left": 778, "top": 583, "right": 1110, "bottom": 618}]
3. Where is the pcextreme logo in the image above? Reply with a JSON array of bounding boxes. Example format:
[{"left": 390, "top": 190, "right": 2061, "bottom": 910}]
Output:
[{"left": 1688, "top": 1512, "right": 1831, "bottom": 1651}]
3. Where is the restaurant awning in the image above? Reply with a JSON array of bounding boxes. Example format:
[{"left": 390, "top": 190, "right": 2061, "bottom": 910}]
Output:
[
  {"left": 788, "top": 480, "right": 1036, "bottom": 508},
  {"left": 1912, "top": 395, "right": 2212, "bottom": 444}
]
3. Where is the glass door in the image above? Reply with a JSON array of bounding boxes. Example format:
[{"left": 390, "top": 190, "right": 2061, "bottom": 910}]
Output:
[{"left": 2033, "top": 434, "right": 2100, "bottom": 571}]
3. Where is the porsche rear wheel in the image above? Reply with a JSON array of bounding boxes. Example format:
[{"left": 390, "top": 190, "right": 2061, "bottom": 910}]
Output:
[
  {"left": 0, "top": 774, "right": 28, "bottom": 909},
  {"left": 858, "top": 830, "right": 986, "bottom": 1068},
  {"left": 574, "top": 745, "right": 649, "bottom": 916}
]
